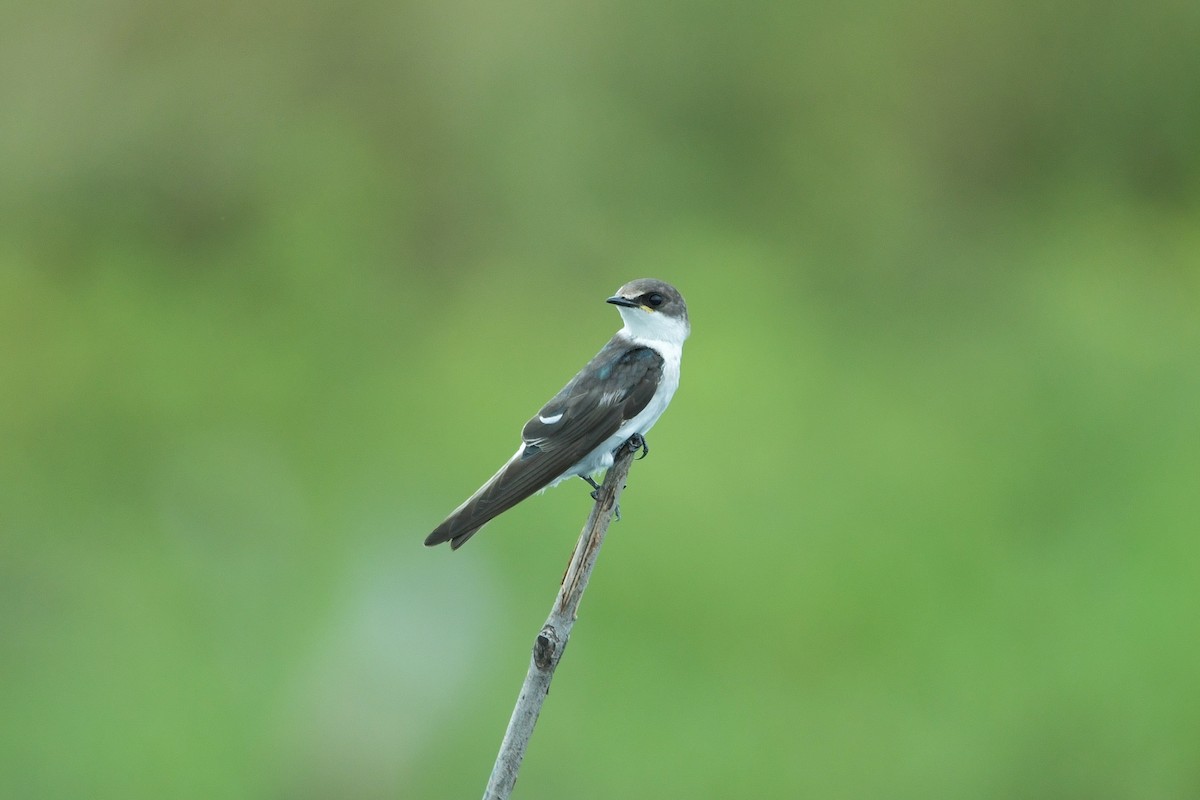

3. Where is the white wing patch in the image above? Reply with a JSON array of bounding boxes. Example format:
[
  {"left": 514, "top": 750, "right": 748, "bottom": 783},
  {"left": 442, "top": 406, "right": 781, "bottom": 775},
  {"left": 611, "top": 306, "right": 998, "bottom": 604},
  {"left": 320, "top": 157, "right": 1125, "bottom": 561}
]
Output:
[
  {"left": 538, "top": 412, "right": 564, "bottom": 424},
  {"left": 600, "top": 389, "right": 624, "bottom": 405}
]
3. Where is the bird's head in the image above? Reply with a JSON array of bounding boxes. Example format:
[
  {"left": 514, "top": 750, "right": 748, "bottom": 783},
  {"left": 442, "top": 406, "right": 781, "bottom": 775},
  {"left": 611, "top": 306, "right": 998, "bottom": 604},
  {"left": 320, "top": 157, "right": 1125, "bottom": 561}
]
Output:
[{"left": 607, "top": 279, "right": 690, "bottom": 346}]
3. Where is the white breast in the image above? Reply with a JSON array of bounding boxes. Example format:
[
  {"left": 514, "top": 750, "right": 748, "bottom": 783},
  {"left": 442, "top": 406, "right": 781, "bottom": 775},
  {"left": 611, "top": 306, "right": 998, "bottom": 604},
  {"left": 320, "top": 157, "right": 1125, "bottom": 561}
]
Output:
[{"left": 554, "top": 335, "right": 684, "bottom": 484}]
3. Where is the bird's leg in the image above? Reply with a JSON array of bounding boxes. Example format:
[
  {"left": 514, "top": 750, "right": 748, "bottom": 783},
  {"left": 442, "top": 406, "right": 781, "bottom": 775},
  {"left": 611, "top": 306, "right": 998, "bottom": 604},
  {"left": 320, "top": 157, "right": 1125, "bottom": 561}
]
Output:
[
  {"left": 580, "top": 474, "right": 602, "bottom": 500},
  {"left": 580, "top": 474, "right": 621, "bottom": 521},
  {"left": 627, "top": 433, "right": 649, "bottom": 460}
]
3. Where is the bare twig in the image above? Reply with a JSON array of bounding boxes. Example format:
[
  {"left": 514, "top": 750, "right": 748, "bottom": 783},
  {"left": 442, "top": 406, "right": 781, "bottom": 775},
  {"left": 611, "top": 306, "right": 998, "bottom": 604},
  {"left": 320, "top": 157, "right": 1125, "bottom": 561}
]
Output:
[{"left": 482, "top": 436, "right": 641, "bottom": 800}]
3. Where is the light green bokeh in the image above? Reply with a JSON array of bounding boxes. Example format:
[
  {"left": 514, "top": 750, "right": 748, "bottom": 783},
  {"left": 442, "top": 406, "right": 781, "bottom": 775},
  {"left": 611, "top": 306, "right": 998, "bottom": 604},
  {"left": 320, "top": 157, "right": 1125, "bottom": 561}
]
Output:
[{"left": 3, "top": 1, "right": 1199, "bottom": 797}]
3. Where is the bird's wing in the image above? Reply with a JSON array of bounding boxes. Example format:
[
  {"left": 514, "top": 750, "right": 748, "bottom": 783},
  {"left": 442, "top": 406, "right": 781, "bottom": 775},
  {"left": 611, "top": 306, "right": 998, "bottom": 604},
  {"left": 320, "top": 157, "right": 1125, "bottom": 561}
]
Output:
[{"left": 425, "top": 344, "right": 664, "bottom": 549}]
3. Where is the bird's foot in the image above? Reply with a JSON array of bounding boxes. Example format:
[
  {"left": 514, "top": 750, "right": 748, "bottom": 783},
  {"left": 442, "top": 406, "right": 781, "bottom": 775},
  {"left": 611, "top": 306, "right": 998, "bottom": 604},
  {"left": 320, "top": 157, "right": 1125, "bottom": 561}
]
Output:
[
  {"left": 580, "top": 474, "right": 621, "bottom": 520},
  {"left": 627, "top": 433, "right": 649, "bottom": 460},
  {"left": 581, "top": 474, "right": 602, "bottom": 501}
]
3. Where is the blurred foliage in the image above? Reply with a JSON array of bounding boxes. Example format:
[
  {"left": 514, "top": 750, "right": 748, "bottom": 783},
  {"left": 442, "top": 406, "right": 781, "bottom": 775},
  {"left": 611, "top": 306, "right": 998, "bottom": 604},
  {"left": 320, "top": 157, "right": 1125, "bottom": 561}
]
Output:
[{"left": 3, "top": 0, "right": 1199, "bottom": 797}]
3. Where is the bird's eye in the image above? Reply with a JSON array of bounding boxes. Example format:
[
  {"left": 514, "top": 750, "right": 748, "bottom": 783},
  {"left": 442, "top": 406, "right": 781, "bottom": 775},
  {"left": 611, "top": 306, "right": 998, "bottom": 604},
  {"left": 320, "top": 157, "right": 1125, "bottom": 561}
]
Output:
[{"left": 646, "top": 293, "right": 665, "bottom": 308}]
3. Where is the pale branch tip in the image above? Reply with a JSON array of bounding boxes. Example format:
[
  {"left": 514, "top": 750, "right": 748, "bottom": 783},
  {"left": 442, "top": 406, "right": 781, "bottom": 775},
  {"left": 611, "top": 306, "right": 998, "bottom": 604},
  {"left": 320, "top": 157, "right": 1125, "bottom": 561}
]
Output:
[{"left": 482, "top": 436, "right": 642, "bottom": 800}]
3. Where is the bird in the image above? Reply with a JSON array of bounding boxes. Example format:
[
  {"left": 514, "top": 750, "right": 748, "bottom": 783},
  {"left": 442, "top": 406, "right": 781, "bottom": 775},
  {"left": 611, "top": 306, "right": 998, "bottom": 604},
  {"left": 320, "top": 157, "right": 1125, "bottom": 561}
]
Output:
[{"left": 424, "top": 278, "right": 690, "bottom": 549}]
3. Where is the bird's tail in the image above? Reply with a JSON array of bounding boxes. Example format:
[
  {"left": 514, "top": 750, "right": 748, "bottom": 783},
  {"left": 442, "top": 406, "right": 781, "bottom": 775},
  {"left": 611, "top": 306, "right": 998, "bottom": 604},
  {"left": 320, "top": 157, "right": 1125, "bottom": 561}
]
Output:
[{"left": 424, "top": 452, "right": 535, "bottom": 549}]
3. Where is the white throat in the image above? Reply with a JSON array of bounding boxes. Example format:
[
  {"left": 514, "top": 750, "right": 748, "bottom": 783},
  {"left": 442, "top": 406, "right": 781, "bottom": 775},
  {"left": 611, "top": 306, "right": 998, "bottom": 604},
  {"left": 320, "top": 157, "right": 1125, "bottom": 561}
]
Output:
[{"left": 615, "top": 307, "right": 690, "bottom": 349}]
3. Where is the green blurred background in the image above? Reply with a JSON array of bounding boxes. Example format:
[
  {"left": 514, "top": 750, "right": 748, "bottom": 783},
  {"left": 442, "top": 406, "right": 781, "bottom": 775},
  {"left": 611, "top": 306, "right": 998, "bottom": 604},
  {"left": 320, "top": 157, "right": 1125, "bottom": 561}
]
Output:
[{"left": 3, "top": 1, "right": 1199, "bottom": 797}]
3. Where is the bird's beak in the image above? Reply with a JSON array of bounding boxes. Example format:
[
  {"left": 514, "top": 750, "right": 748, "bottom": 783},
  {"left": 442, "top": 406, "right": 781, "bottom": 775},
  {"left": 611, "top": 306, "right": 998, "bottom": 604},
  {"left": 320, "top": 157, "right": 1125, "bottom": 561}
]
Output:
[{"left": 606, "top": 295, "right": 640, "bottom": 308}]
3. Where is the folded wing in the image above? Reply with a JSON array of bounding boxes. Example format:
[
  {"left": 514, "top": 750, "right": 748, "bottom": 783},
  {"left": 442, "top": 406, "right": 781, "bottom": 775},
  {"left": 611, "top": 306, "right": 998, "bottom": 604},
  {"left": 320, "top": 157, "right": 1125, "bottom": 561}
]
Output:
[{"left": 425, "top": 344, "right": 664, "bottom": 549}]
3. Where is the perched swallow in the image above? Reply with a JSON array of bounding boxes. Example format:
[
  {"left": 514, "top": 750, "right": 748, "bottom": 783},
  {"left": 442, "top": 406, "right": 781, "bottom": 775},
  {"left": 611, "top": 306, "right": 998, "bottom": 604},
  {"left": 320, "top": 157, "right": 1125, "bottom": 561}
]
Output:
[{"left": 424, "top": 279, "right": 690, "bottom": 549}]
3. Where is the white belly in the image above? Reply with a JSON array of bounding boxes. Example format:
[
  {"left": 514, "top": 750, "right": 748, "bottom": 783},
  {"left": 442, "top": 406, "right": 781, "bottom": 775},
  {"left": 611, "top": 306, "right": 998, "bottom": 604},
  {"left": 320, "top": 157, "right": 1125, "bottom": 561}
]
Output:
[{"left": 552, "top": 338, "right": 682, "bottom": 484}]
